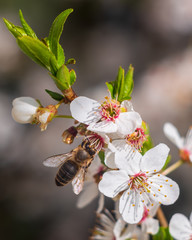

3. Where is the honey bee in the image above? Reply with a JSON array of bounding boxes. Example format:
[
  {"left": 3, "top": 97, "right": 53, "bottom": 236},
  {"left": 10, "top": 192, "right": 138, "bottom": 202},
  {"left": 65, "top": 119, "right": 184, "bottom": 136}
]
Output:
[{"left": 43, "top": 138, "right": 98, "bottom": 194}]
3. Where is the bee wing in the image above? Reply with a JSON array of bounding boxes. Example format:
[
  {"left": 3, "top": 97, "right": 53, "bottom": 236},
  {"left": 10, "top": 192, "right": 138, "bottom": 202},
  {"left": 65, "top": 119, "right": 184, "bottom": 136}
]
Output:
[
  {"left": 72, "top": 168, "right": 86, "bottom": 195},
  {"left": 43, "top": 153, "right": 72, "bottom": 168}
]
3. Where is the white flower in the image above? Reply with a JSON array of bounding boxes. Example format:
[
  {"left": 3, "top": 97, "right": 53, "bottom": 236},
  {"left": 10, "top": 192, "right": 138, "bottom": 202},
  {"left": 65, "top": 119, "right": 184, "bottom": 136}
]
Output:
[
  {"left": 90, "top": 209, "right": 137, "bottom": 240},
  {"left": 99, "top": 144, "right": 180, "bottom": 224},
  {"left": 169, "top": 211, "right": 192, "bottom": 240},
  {"left": 12, "top": 97, "right": 40, "bottom": 124},
  {"left": 164, "top": 122, "right": 192, "bottom": 162},
  {"left": 70, "top": 96, "right": 142, "bottom": 135},
  {"left": 76, "top": 155, "right": 105, "bottom": 212}
]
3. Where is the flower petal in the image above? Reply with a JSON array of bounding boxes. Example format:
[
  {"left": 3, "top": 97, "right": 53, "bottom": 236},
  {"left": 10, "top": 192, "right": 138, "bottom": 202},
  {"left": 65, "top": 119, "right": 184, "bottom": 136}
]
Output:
[
  {"left": 185, "top": 126, "right": 192, "bottom": 149},
  {"left": 104, "top": 150, "right": 117, "bottom": 169},
  {"left": 142, "top": 218, "right": 159, "bottom": 235},
  {"left": 96, "top": 193, "right": 105, "bottom": 213},
  {"left": 121, "top": 100, "right": 134, "bottom": 111},
  {"left": 116, "top": 112, "right": 142, "bottom": 135},
  {"left": 88, "top": 120, "right": 117, "bottom": 133},
  {"left": 114, "top": 143, "right": 142, "bottom": 175},
  {"left": 98, "top": 170, "right": 129, "bottom": 198},
  {"left": 119, "top": 189, "right": 144, "bottom": 224},
  {"left": 70, "top": 96, "right": 101, "bottom": 124},
  {"left": 140, "top": 144, "right": 170, "bottom": 173},
  {"left": 189, "top": 211, "right": 192, "bottom": 225},
  {"left": 169, "top": 213, "right": 192, "bottom": 240},
  {"left": 76, "top": 182, "right": 98, "bottom": 208},
  {"left": 148, "top": 174, "right": 180, "bottom": 205},
  {"left": 163, "top": 123, "right": 184, "bottom": 149}
]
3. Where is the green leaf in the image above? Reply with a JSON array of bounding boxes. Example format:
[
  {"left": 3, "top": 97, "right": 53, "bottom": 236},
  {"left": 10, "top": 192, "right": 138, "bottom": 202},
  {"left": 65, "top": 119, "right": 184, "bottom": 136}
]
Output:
[
  {"left": 153, "top": 227, "right": 173, "bottom": 240},
  {"left": 56, "top": 65, "right": 71, "bottom": 90},
  {"left": 45, "top": 89, "right": 64, "bottom": 101},
  {"left": 49, "top": 73, "right": 69, "bottom": 91},
  {"left": 118, "top": 65, "right": 134, "bottom": 101},
  {"left": 19, "top": 10, "right": 37, "bottom": 39},
  {"left": 66, "top": 58, "right": 76, "bottom": 65},
  {"left": 106, "top": 65, "right": 134, "bottom": 102},
  {"left": 57, "top": 43, "right": 65, "bottom": 68},
  {"left": 48, "top": 9, "right": 73, "bottom": 61},
  {"left": 141, "top": 121, "right": 154, "bottom": 155},
  {"left": 3, "top": 18, "right": 26, "bottom": 38},
  {"left": 17, "top": 36, "right": 57, "bottom": 71},
  {"left": 98, "top": 150, "right": 105, "bottom": 165},
  {"left": 69, "top": 69, "right": 76, "bottom": 86}
]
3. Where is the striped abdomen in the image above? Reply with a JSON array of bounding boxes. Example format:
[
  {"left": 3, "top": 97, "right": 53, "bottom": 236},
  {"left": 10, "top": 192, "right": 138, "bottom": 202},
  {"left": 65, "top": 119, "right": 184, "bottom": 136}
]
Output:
[{"left": 55, "top": 160, "right": 79, "bottom": 186}]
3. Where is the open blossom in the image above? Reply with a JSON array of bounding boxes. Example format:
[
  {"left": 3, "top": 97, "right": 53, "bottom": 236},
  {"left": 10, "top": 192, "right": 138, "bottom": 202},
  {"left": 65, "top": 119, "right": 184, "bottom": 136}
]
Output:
[
  {"left": 12, "top": 97, "right": 40, "bottom": 124},
  {"left": 164, "top": 122, "right": 192, "bottom": 162},
  {"left": 169, "top": 211, "right": 192, "bottom": 240},
  {"left": 90, "top": 209, "right": 138, "bottom": 240},
  {"left": 99, "top": 144, "right": 180, "bottom": 224},
  {"left": 70, "top": 96, "right": 142, "bottom": 135}
]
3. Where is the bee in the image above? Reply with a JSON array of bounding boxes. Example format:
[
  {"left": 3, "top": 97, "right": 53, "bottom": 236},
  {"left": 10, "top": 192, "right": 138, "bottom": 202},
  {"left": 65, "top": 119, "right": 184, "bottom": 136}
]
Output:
[{"left": 43, "top": 138, "right": 98, "bottom": 194}]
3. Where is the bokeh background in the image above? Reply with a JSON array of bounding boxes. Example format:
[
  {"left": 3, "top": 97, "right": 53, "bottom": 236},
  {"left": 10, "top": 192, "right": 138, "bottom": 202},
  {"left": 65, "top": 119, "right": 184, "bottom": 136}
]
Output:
[{"left": 0, "top": 0, "right": 192, "bottom": 239}]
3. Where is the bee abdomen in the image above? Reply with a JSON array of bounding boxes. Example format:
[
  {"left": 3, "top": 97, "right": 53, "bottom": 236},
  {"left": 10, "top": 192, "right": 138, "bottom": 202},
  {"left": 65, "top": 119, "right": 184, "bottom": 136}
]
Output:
[{"left": 55, "top": 160, "right": 79, "bottom": 186}]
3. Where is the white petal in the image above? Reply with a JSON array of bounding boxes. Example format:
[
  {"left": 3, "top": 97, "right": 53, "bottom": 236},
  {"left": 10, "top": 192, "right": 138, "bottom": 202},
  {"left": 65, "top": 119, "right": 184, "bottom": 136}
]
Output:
[
  {"left": 185, "top": 127, "right": 192, "bottom": 149},
  {"left": 119, "top": 190, "right": 144, "bottom": 224},
  {"left": 190, "top": 211, "right": 192, "bottom": 225},
  {"left": 76, "top": 182, "right": 98, "bottom": 208},
  {"left": 148, "top": 201, "right": 160, "bottom": 217},
  {"left": 189, "top": 154, "right": 192, "bottom": 163},
  {"left": 87, "top": 120, "right": 117, "bottom": 133},
  {"left": 148, "top": 174, "right": 180, "bottom": 205},
  {"left": 104, "top": 150, "right": 117, "bottom": 169},
  {"left": 140, "top": 144, "right": 170, "bottom": 173},
  {"left": 39, "top": 112, "right": 50, "bottom": 123},
  {"left": 12, "top": 97, "right": 39, "bottom": 123},
  {"left": 169, "top": 213, "right": 192, "bottom": 240},
  {"left": 120, "top": 224, "right": 138, "bottom": 240},
  {"left": 116, "top": 112, "right": 142, "bottom": 135},
  {"left": 96, "top": 193, "right": 105, "bottom": 213},
  {"left": 114, "top": 144, "right": 142, "bottom": 175},
  {"left": 163, "top": 123, "right": 184, "bottom": 149},
  {"left": 70, "top": 96, "right": 101, "bottom": 124},
  {"left": 98, "top": 170, "right": 129, "bottom": 198},
  {"left": 142, "top": 218, "right": 159, "bottom": 235},
  {"left": 121, "top": 100, "right": 134, "bottom": 111},
  {"left": 113, "top": 218, "right": 125, "bottom": 238}
]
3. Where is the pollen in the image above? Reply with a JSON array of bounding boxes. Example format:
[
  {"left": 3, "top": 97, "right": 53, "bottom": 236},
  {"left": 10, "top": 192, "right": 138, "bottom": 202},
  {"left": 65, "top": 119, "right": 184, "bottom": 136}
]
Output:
[
  {"left": 132, "top": 204, "right": 135, "bottom": 207},
  {"left": 100, "top": 97, "right": 120, "bottom": 122},
  {"left": 160, "top": 185, "right": 163, "bottom": 188},
  {"left": 158, "top": 174, "right": 160, "bottom": 177},
  {"left": 126, "top": 128, "right": 147, "bottom": 151},
  {"left": 154, "top": 170, "right": 156, "bottom": 172},
  {"left": 166, "top": 180, "right": 168, "bottom": 182},
  {"left": 164, "top": 195, "right": 167, "bottom": 197},
  {"left": 170, "top": 185, "right": 173, "bottom": 187}
]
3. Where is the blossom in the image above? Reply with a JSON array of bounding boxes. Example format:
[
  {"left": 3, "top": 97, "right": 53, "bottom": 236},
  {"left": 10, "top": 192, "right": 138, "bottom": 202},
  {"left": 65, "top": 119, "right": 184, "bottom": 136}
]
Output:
[
  {"left": 164, "top": 122, "right": 192, "bottom": 162},
  {"left": 12, "top": 97, "right": 40, "bottom": 124},
  {"left": 169, "top": 211, "right": 192, "bottom": 240},
  {"left": 70, "top": 96, "right": 142, "bottom": 135},
  {"left": 99, "top": 144, "right": 180, "bottom": 224},
  {"left": 90, "top": 209, "right": 138, "bottom": 240}
]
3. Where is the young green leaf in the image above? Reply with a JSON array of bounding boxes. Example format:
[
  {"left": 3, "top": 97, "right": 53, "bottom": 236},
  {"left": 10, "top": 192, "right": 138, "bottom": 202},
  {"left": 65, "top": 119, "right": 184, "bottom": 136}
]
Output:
[
  {"left": 48, "top": 9, "right": 73, "bottom": 61},
  {"left": 45, "top": 89, "right": 64, "bottom": 101},
  {"left": 19, "top": 10, "right": 37, "bottom": 39},
  {"left": 3, "top": 18, "right": 26, "bottom": 38},
  {"left": 98, "top": 150, "right": 105, "bottom": 165},
  {"left": 141, "top": 121, "right": 154, "bottom": 155},
  {"left": 153, "top": 227, "right": 173, "bottom": 240},
  {"left": 17, "top": 36, "right": 57, "bottom": 71},
  {"left": 69, "top": 69, "right": 76, "bottom": 86},
  {"left": 106, "top": 65, "right": 134, "bottom": 102},
  {"left": 118, "top": 65, "right": 134, "bottom": 101}
]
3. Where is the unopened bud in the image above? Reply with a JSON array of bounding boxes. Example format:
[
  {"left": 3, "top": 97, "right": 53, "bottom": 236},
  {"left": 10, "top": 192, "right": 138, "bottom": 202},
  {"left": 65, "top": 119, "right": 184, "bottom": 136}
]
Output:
[{"left": 62, "top": 126, "right": 78, "bottom": 144}]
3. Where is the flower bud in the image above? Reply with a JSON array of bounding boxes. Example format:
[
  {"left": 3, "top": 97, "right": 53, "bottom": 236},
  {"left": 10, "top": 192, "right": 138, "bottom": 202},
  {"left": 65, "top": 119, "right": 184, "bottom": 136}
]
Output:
[
  {"left": 12, "top": 97, "right": 40, "bottom": 124},
  {"left": 62, "top": 126, "right": 78, "bottom": 144}
]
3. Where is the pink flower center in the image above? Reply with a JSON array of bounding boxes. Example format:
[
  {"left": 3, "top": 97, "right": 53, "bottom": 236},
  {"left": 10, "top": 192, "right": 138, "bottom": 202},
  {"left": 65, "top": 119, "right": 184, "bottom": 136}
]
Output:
[
  {"left": 86, "top": 133, "right": 105, "bottom": 152},
  {"left": 100, "top": 97, "right": 121, "bottom": 122},
  {"left": 126, "top": 128, "right": 147, "bottom": 151},
  {"left": 128, "top": 172, "right": 149, "bottom": 191},
  {"left": 179, "top": 148, "right": 190, "bottom": 162}
]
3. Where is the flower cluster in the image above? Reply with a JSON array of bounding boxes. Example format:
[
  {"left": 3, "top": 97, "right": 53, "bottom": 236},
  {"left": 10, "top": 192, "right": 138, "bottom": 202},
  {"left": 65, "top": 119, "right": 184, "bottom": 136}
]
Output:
[{"left": 7, "top": 9, "right": 191, "bottom": 240}]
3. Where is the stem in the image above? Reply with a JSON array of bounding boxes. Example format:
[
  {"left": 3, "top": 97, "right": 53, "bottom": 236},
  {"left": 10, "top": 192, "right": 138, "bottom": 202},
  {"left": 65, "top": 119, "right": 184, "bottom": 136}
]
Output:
[
  {"left": 157, "top": 207, "right": 168, "bottom": 227},
  {"left": 54, "top": 115, "right": 74, "bottom": 119},
  {"left": 162, "top": 159, "right": 183, "bottom": 176}
]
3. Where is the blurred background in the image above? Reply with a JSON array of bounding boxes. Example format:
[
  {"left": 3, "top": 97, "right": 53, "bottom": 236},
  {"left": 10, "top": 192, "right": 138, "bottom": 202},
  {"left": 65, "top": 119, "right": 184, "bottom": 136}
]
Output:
[{"left": 0, "top": 0, "right": 192, "bottom": 239}]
